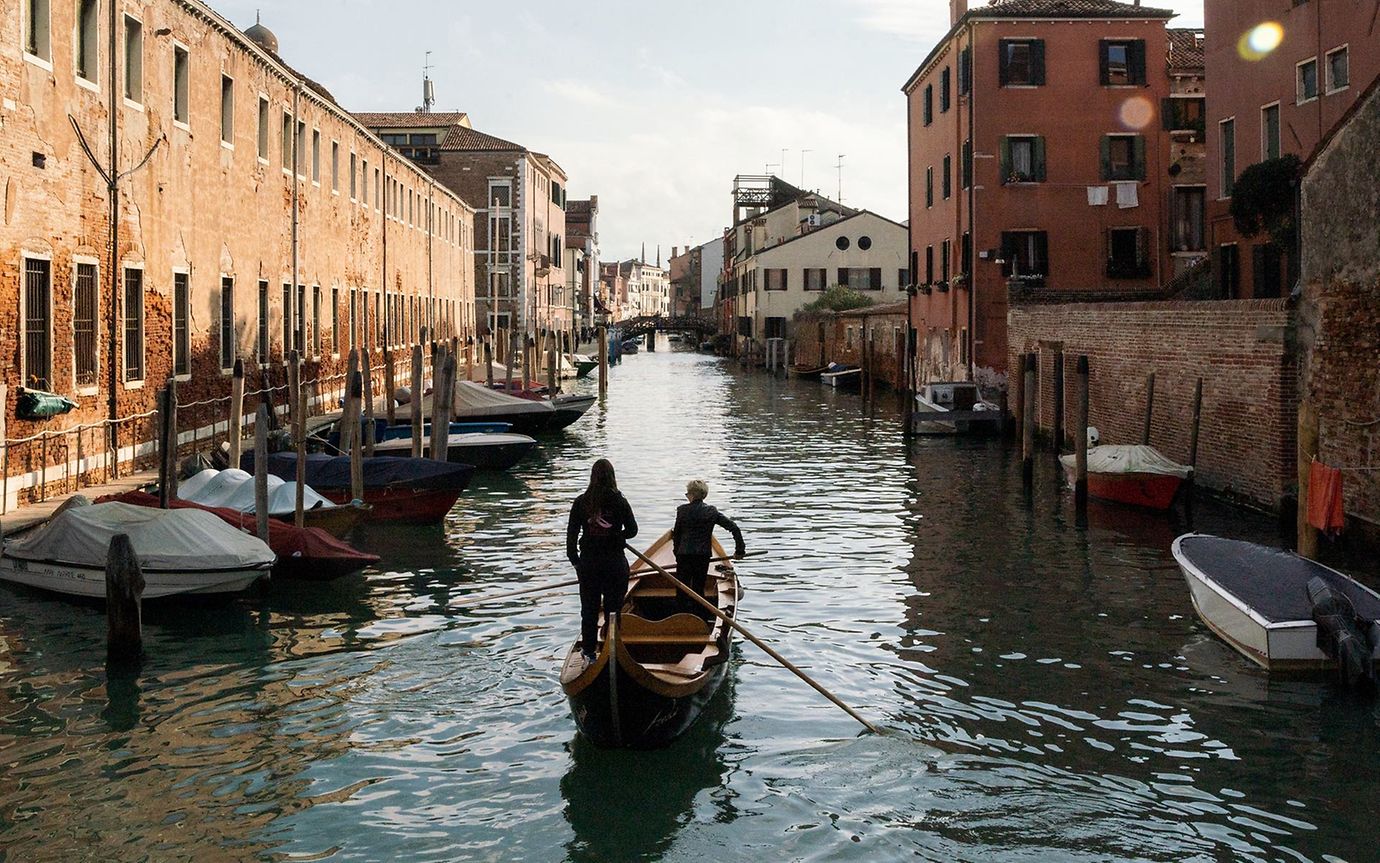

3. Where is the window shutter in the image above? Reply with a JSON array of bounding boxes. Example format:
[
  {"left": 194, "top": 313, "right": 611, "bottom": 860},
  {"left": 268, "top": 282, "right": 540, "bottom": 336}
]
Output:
[
  {"left": 870, "top": 267, "right": 882, "bottom": 289},
  {"left": 998, "top": 41, "right": 1010, "bottom": 86},
  {"left": 1099, "top": 136, "right": 1112, "bottom": 181},
  {"left": 1035, "top": 232, "right": 1049, "bottom": 275},
  {"left": 1251, "top": 244, "right": 1267, "bottom": 296},
  {"left": 999, "top": 137, "right": 1012, "bottom": 184},
  {"left": 1132, "top": 135, "right": 1147, "bottom": 180},
  {"left": 1000, "top": 232, "right": 1015, "bottom": 277},
  {"left": 959, "top": 46, "right": 971, "bottom": 95},
  {"left": 1098, "top": 40, "right": 1110, "bottom": 85},
  {"left": 1130, "top": 39, "right": 1147, "bottom": 85},
  {"left": 838, "top": 268, "right": 849, "bottom": 287},
  {"left": 1136, "top": 227, "right": 1150, "bottom": 271},
  {"left": 782, "top": 268, "right": 788, "bottom": 290},
  {"left": 1033, "top": 136, "right": 1047, "bottom": 181},
  {"left": 1031, "top": 40, "right": 1046, "bottom": 86},
  {"left": 909, "top": 252, "right": 918, "bottom": 285},
  {"left": 1161, "top": 98, "right": 1175, "bottom": 130}
]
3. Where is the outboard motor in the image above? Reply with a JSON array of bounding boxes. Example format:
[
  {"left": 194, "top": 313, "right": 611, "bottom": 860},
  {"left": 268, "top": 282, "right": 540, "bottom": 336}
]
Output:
[{"left": 1308, "top": 576, "right": 1378, "bottom": 690}]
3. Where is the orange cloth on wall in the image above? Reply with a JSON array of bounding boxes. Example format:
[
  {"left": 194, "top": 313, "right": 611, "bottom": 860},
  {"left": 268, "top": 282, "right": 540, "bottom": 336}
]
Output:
[{"left": 1307, "top": 458, "right": 1345, "bottom": 536}]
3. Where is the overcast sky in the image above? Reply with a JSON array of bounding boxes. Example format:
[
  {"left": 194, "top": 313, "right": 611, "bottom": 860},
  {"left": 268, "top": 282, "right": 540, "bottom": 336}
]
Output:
[{"left": 220, "top": 0, "right": 1204, "bottom": 262}]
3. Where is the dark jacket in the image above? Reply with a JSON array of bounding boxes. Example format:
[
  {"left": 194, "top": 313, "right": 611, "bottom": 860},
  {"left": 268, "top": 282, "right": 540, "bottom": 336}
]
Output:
[
  {"left": 567, "top": 491, "right": 638, "bottom": 565},
  {"left": 672, "top": 500, "right": 744, "bottom": 559}
]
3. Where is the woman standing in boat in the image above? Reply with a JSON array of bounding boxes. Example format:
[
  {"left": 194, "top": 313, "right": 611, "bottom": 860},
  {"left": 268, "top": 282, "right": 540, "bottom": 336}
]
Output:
[
  {"left": 672, "top": 480, "right": 746, "bottom": 616},
  {"left": 567, "top": 459, "right": 639, "bottom": 662}
]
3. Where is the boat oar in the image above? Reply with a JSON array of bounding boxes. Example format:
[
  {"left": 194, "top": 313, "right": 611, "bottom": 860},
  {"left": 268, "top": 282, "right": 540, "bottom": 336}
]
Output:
[{"left": 624, "top": 543, "right": 881, "bottom": 735}]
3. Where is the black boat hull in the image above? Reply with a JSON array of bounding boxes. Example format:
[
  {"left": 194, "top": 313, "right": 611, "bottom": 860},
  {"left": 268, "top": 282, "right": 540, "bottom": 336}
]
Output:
[
  {"left": 444, "top": 440, "right": 535, "bottom": 470},
  {"left": 566, "top": 654, "right": 730, "bottom": 749},
  {"left": 450, "top": 410, "right": 555, "bottom": 436}
]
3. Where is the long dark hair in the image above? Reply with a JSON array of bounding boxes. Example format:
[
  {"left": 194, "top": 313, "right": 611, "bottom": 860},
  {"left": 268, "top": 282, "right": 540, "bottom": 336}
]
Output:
[{"left": 584, "top": 459, "right": 618, "bottom": 518}]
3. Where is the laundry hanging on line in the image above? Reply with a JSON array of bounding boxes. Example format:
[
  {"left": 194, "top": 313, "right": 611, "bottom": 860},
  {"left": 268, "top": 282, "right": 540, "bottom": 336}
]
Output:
[
  {"left": 1307, "top": 458, "right": 1345, "bottom": 537},
  {"left": 1116, "top": 182, "right": 1139, "bottom": 208},
  {"left": 1087, "top": 186, "right": 1109, "bottom": 206}
]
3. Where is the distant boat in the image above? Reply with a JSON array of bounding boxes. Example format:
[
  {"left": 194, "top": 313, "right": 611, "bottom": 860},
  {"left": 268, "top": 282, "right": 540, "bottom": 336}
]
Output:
[
  {"left": 1059, "top": 444, "right": 1191, "bottom": 510},
  {"left": 568, "top": 354, "right": 599, "bottom": 378},
  {"left": 560, "top": 530, "right": 739, "bottom": 749},
  {"left": 243, "top": 452, "right": 474, "bottom": 524},
  {"left": 667, "top": 333, "right": 682, "bottom": 342},
  {"left": 0, "top": 500, "right": 274, "bottom": 598},
  {"left": 913, "top": 382, "right": 999, "bottom": 435},
  {"left": 819, "top": 363, "right": 861, "bottom": 389},
  {"left": 1174, "top": 534, "right": 1380, "bottom": 683},
  {"left": 621, "top": 339, "right": 640, "bottom": 354}
]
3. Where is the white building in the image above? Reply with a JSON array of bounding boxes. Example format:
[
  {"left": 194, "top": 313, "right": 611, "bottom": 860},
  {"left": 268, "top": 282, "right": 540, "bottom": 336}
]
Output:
[{"left": 618, "top": 259, "right": 669, "bottom": 317}]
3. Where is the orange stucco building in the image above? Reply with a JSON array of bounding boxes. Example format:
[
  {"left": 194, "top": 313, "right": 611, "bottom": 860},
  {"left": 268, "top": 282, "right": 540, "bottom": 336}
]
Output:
[{"left": 903, "top": 0, "right": 1177, "bottom": 380}]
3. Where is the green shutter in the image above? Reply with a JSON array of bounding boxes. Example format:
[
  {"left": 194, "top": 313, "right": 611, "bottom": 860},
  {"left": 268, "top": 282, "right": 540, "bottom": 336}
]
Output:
[
  {"left": 1031, "top": 40, "right": 1046, "bottom": 86},
  {"left": 1099, "top": 136, "right": 1111, "bottom": 181},
  {"left": 1098, "top": 40, "right": 1110, "bottom": 85},
  {"left": 1000, "top": 137, "right": 1011, "bottom": 184},
  {"left": 1161, "top": 98, "right": 1174, "bottom": 130},
  {"left": 1033, "top": 136, "right": 1047, "bottom": 181},
  {"left": 1132, "top": 135, "right": 1147, "bottom": 180},
  {"left": 1130, "top": 40, "right": 1147, "bottom": 85},
  {"left": 998, "top": 40, "right": 1010, "bottom": 86}
]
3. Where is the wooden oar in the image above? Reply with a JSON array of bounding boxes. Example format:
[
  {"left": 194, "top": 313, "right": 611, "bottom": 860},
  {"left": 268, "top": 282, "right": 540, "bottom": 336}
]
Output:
[{"left": 625, "top": 543, "right": 881, "bottom": 735}]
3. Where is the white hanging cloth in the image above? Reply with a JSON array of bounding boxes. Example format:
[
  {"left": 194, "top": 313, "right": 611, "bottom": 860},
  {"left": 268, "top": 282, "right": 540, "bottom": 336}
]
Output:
[
  {"left": 1087, "top": 186, "right": 1109, "bottom": 206},
  {"left": 1116, "top": 182, "right": 1139, "bottom": 208}
]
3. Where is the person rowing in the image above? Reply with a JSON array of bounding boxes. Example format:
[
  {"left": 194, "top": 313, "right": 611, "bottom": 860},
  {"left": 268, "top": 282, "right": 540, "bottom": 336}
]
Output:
[
  {"left": 671, "top": 479, "right": 745, "bottom": 617},
  {"left": 567, "top": 459, "right": 639, "bottom": 664}
]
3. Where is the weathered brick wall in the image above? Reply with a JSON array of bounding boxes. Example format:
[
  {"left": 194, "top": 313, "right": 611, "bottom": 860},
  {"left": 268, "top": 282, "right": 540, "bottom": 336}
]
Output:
[
  {"left": 1300, "top": 77, "right": 1380, "bottom": 537},
  {"left": 792, "top": 308, "right": 906, "bottom": 388},
  {"left": 1009, "top": 300, "right": 1297, "bottom": 510}
]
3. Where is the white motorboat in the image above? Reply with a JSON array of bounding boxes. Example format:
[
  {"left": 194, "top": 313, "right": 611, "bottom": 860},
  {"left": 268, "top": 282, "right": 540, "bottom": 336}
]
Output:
[
  {"left": 914, "top": 382, "right": 997, "bottom": 434},
  {"left": 0, "top": 499, "right": 275, "bottom": 598},
  {"left": 819, "top": 363, "right": 861, "bottom": 389},
  {"left": 373, "top": 430, "right": 537, "bottom": 470},
  {"left": 179, "top": 467, "right": 334, "bottom": 515},
  {"left": 1173, "top": 533, "right": 1380, "bottom": 678}
]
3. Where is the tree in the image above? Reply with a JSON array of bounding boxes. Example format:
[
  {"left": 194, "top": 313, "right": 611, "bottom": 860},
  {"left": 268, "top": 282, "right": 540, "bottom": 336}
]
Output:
[
  {"left": 1230, "top": 155, "right": 1302, "bottom": 250},
  {"left": 800, "top": 285, "right": 875, "bottom": 313}
]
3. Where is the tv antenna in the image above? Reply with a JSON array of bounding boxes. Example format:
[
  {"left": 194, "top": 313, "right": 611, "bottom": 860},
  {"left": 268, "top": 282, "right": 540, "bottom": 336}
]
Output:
[
  {"left": 835, "top": 154, "right": 845, "bottom": 202},
  {"left": 419, "top": 51, "right": 435, "bottom": 113},
  {"left": 800, "top": 148, "right": 812, "bottom": 187}
]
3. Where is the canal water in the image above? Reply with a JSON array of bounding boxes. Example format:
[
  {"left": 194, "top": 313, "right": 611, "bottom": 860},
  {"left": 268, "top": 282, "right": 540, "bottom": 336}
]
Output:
[{"left": 1, "top": 344, "right": 1377, "bottom": 862}]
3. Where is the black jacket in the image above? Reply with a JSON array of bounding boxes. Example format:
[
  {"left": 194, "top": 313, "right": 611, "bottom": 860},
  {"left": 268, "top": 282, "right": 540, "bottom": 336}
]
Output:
[
  {"left": 567, "top": 491, "right": 638, "bottom": 565},
  {"left": 672, "top": 500, "right": 744, "bottom": 558}
]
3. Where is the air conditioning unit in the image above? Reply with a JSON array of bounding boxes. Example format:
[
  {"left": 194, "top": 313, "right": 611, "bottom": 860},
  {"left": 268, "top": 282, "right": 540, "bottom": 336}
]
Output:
[{"left": 806, "top": 214, "right": 822, "bottom": 227}]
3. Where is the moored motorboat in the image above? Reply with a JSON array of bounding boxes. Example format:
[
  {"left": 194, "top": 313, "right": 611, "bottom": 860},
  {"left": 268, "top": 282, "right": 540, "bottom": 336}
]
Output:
[
  {"left": 178, "top": 467, "right": 368, "bottom": 537},
  {"left": 103, "top": 491, "right": 379, "bottom": 581},
  {"left": 373, "top": 430, "right": 537, "bottom": 470},
  {"left": 568, "top": 354, "right": 598, "bottom": 378},
  {"left": 913, "top": 382, "right": 999, "bottom": 435},
  {"left": 790, "top": 363, "right": 828, "bottom": 380},
  {"left": 1173, "top": 534, "right": 1380, "bottom": 680},
  {"left": 621, "top": 339, "right": 640, "bottom": 354},
  {"left": 1059, "top": 444, "right": 1191, "bottom": 510},
  {"left": 0, "top": 498, "right": 274, "bottom": 598},
  {"left": 449, "top": 381, "right": 559, "bottom": 435},
  {"left": 243, "top": 452, "right": 473, "bottom": 523},
  {"left": 819, "top": 363, "right": 860, "bottom": 389},
  {"left": 559, "top": 531, "right": 738, "bottom": 749}
]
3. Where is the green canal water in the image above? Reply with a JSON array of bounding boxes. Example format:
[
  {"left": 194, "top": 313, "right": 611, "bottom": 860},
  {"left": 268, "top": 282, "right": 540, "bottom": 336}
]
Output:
[{"left": 2, "top": 345, "right": 1378, "bottom": 862}]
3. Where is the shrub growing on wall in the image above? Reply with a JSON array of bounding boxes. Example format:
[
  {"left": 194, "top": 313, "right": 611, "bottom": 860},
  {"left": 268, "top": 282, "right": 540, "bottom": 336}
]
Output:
[
  {"left": 800, "top": 285, "right": 875, "bottom": 313},
  {"left": 1230, "top": 155, "right": 1302, "bottom": 250}
]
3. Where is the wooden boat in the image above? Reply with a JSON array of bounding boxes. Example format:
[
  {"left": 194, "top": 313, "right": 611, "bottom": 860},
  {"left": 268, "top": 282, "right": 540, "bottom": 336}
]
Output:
[
  {"left": 819, "top": 363, "right": 861, "bottom": 389},
  {"left": 1059, "top": 444, "right": 1191, "bottom": 510},
  {"left": 1173, "top": 534, "right": 1380, "bottom": 677},
  {"left": 790, "top": 363, "right": 828, "bottom": 380},
  {"left": 179, "top": 468, "right": 367, "bottom": 537},
  {"left": 560, "top": 531, "right": 739, "bottom": 749},
  {"left": 373, "top": 430, "right": 537, "bottom": 470},
  {"left": 103, "top": 491, "right": 379, "bottom": 581},
  {"left": 243, "top": 453, "right": 473, "bottom": 524},
  {"left": 0, "top": 499, "right": 274, "bottom": 598},
  {"left": 568, "top": 354, "right": 598, "bottom": 378}
]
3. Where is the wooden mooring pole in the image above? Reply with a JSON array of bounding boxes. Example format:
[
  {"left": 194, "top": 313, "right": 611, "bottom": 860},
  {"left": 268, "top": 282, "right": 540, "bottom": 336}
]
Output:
[
  {"left": 361, "top": 348, "right": 376, "bottom": 456},
  {"left": 1075, "top": 355, "right": 1090, "bottom": 516},
  {"left": 1297, "top": 399, "right": 1319, "bottom": 559},
  {"left": 429, "top": 346, "right": 450, "bottom": 462},
  {"left": 383, "top": 348, "right": 397, "bottom": 425},
  {"left": 105, "top": 533, "right": 144, "bottom": 665},
  {"left": 1012, "top": 351, "right": 1027, "bottom": 441},
  {"left": 228, "top": 358, "right": 245, "bottom": 469},
  {"left": 1052, "top": 350, "right": 1065, "bottom": 453},
  {"left": 294, "top": 382, "right": 307, "bottom": 529},
  {"left": 253, "top": 403, "right": 271, "bottom": 542},
  {"left": 485, "top": 338, "right": 495, "bottom": 389},
  {"left": 1022, "top": 353, "right": 1036, "bottom": 490},
  {"left": 410, "top": 344, "right": 424, "bottom": 459},
  {"left": 1142, "top": 372, "right": 1156, "bottom": 445},
  {"left": 598, "top": 325, "right": 609, "bottom": 400},
  {"left": 158, "top": 378, "right": 178, "bottom": 508},
  {"left": 346, "top": 371, "right": 365, "bottom": 501}
]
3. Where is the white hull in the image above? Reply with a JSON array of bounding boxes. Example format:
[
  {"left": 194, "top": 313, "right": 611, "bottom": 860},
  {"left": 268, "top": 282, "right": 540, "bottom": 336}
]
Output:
[
  {"left": 0, "top": 556, "right": 268, "bottom": 599},
  {"left": 1173, "top": 537, "right": 1380, "bottom": 672},
  {"left": 820, "top": 371, "right": 859, "bottom": 388}
]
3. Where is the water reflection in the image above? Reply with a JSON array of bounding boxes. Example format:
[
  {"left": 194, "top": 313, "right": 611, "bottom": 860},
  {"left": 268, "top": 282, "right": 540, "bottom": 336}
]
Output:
[{"left": 562, "top": 668, "right": 738, "bottom": 862}]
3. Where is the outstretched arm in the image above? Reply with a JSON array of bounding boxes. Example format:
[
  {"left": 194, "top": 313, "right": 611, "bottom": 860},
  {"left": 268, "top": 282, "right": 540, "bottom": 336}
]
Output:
[
  {"left": 566, "top": 500, "right": 582, "bottom": 567},
  {"left": 716, "top": 511, "right": 746, "bottom": 557},
  {"left": 622, "top": 497, "right": 639, "bottom": 542}
]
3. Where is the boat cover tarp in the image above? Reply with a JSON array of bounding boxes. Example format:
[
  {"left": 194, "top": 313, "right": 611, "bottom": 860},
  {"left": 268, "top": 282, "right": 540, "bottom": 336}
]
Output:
[
  {"left": 452, "top": 381, "right": 555, "bottom": 416},
  {"left": 374, "top": 432, "right": 534, "bottom": 452},
  {"left": 241, "top": 452, "right": 474, "bottom": 492},
  {"left": 180, "top": 468, "right": 334, "bottom": 515},
  {"left": 1060, "top": 444, "right": 1192, "bottom": 479},
  {"left": 6, "top": 501, "right": 274, "bottom": 570},
  {"left": 1177, "top": 534, "right": 1380, "bottom": 623}
]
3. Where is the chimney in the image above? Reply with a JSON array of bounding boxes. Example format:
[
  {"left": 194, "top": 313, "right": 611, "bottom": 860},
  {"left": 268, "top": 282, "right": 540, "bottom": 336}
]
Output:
[{"left": 950, "top": 0, "right": 968, "bottom": 27}]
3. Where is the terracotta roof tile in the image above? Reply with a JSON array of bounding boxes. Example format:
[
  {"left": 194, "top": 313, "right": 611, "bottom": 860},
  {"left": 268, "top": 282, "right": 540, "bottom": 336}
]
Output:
[
  {"left": 440, "top": 126, "right": 526, "bottom": 152},
  {"left": 353, "top": 111, "right": 471, "bottom": 129},
  {"left": 980, "top": 0, "right": 1175, "bottom": 18},
  {"left": 1168, "top": 28, "right": 1205, "bottom": 69}
]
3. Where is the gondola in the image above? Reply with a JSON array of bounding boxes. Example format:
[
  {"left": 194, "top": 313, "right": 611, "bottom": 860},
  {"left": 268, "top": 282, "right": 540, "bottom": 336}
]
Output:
[{"left": 559, "top": 531, "right": 739, "bottom": 749}]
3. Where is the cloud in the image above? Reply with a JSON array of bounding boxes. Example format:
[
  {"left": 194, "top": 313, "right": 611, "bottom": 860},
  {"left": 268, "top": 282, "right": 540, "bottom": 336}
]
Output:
[
  {"left": 849, "top": 0, "right": 950, "bottom": 41},
  {"left": 545, "top": 80, "right": 620, "bottom": 110}
]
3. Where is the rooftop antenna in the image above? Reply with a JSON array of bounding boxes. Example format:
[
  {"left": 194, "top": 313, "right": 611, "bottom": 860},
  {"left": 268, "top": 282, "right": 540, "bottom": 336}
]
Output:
[
  {"left": 800, "top": 148, "right": 812, "bottom": 187},
  {"left": 835, "top": 154, "right": 846, "bottom": 203},
  {"left": 765, "top": 162, "right": 780, "bottom": 176},
  {"left": 418, "top": 51, "right": 435, "bottom": 113}
]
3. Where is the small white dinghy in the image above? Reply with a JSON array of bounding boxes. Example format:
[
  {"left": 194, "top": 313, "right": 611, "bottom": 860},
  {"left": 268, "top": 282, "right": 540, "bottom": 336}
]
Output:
[
  {"left": 1173, "top": 534, "right": 1380, "bottom": 680},
  {"left": 0, "top": 498, "right": 275, "bottom": 599}
]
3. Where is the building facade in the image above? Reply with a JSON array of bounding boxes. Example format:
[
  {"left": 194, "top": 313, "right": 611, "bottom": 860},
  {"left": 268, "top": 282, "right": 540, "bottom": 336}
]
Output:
[
  {"left": 1204, "top": 1, "right": 1378, "bottom": 299},
  {"left": 565, "top": 196, "right": 599, "bottom": 331},
  {"left": 1167, "top": 27, "right": 1207, "bottom": 278},
  {"left": 3, "top": 0, "right": 473, "bottom": 504},
  {"left": 903, "top": 0, "right": 1176, "bottom": 380}
]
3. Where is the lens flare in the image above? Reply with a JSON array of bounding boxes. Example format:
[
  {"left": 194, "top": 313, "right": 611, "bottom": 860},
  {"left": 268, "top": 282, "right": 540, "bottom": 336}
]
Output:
[
  {"left": 1119, "top": 96, "right": 1155, "bottom": 131},
  {"left": 1238, "top": 22, "right": 1284, "bottom": 61}
]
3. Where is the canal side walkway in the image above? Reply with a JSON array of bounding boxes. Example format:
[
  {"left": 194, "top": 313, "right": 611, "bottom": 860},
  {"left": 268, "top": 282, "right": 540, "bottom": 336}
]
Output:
[{"left": 0, "top": 469, "right": 161, "bottom": 535}]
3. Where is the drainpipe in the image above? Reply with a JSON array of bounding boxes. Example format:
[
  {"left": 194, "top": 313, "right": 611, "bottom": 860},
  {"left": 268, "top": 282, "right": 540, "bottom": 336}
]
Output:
[
  {"left": 382, "top": 158, "right": 389, "bottom": 349},
  {"left": 106, "top": 0, "right": 119, "bottom": 449},
  {"left": 291, "top": 85, "right": 300, "bottom": 353},
  {"left": 966, "top": 18, "right": 978, "bottom": 382}
]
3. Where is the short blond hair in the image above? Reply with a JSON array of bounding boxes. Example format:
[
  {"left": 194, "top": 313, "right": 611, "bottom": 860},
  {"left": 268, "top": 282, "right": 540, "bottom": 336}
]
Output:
[{"left": 686, "top": 479, "right": 708, "bottom": 501}]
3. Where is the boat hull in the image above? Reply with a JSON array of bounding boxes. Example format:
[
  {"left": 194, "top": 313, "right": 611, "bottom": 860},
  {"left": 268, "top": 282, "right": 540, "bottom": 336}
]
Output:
[
  {"left": 281, "top": 503, "right": 368, "bottom": 537},
  {"left": 0, "top": 556, "right": 268, "bottom": 598},
  {"left": 450, "top": 409, "right": 554, "bottom": 436},
  {"left": 376, "top": 436, "right": 535, "bottom": 470},
  {"left": 564, "top": 647, "right": 730, "bottom": 749},
  {"left": 820, "top": 370, "right": 860, "bottom": 390},
  {"left": 316, "top": 486, "right": 462, "bottom": 524},
  {"left": 1064, "top": 463, "right": 1183, "bottom": 510}
]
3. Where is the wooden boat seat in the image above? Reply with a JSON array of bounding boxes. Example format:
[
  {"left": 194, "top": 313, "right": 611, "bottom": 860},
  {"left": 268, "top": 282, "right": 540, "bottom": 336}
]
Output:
[{"left": 618, "top": 613, "right": 716, "bottom": 645}]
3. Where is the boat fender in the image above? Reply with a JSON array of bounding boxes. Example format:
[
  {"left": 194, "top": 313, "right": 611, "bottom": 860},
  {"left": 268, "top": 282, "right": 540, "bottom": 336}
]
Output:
[{"left": 1307, "top": 576, "right": 1378, "bottom": 690}]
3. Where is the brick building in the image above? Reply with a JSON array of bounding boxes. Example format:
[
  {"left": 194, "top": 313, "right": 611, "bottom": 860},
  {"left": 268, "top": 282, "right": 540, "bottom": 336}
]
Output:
[
  {"left": 903, "top": 0, "right": 1177, "bottom": 380},
  {"left": 3, "top": 1, "right": 474, "bottom": 505},
  {"left": 1166, "top": 27, "right": 1207, "bottom": 277},
  {"left": 355, "top": 112, "right": 571, "bottom": 339},
  {"left": 1204, "top": 1, "right": 1379, "bottom": 299}
]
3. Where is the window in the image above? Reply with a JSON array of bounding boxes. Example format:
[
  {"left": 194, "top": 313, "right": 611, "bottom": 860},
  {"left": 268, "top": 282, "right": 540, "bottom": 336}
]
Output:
[
  {"left": 220, "top": 75, "right": 234, "bottom": 142},
  {"left": 1101, "top": 134, "right": 1145, "bottom": 181},
  {"left": 940, "top": 67, "right": 951, "bottom": 112},
  {"left": 311, "top": 130, "right": 321, "bottom": 182},
  {"left": 922, "top": 84, "right": 933, "bottom": 126},
  {"left": 296, "top": 120, "right": 306, "bottom": 176},
  {"left": 940, "top": 240, "right": 951, "bottom": 283},
  {"left": 1252, "top": 244, "right": 1283, "bottom": 298},
  {"left": 1171, "top": 186, "right": 1206, "bottom": 252},
  {"left": 312, "top": 286, "right": 322, "bottom": 356},
  {"left": 76, "top": 0, "right": 98, "bottom": 82},
  {"left": 220, "top": 276, "right": 235, "bottom": 369},
  {"left": 1261, "top": 103, "right": 1280, "bottom": 160},
  {"left": 331, "top": 287, "right": 340, "bottom": 355},
  {"left": 859, "top": 236, "right": 872, "bottom": 251},
  {"left": 281, "top": 283, "right": 292, "bottom": 357},
  {"left": 1100, "top": 39, "right": 1145, "bottom": 86},
  {"left": 23, "top": 257, "right": 51, "bottom": 390},
  {"left": 942, "top": 154, "right": 952, "bottom": 199},
  {"left": 999, "top": 39, "right": 1045, "bottom": 86},
  {"left": 349, "top": 287, "right": 357, "bottom": 349},
  {"left": 257, "top": 97, "right": 269, "bottom": 160},
  {"left": 349, "top": 152, "right": 357, "bottom": 199},
  {"left": 172, "top": 48, "right": 191, "bottom": 124},
  {"left": 764, "top": 269, "right": 788, "bottom": 291},
  {"left": 958, "top": 45, "right": 972, "bottom": 95},
  {"left": 925, "top": 246, "right": 934, "bottom": 284},
  {"left": 281, "top": 111, "right": 292, "bottom": 169},
  {"left": 74, "top": 261, "right": 98, "bottom": 388},
  {"left": 25, "top": 0, "right": 50, "bottom": 61},
  {"left": 1106, "top": 227, "right": 1150, "bottom": 279},
  {"left": 925, "top": 166, "right": 934, "bottom": 207},
  {"left": 1001, "top": 135, "right": 1046, "bottom": 183},
  {"left": 899, "top": 269, "right": 909, "bottom": 289},
  {"left": 173, "top": 271, "right": 190, "bottom": 376},
  {"left": 1163, "top": 96, "right": 1206, "bottom": 134},
  {"left": 1220, "top": 118, "right": 1236, "bottom": 196},
  {"left": 1297, "top": 58, "right": 1318, "bottom": 103},
  {"left": 374, "top": 169, "right": 380, "bottom": 210},
  {"left": 123, "top": 15, "right": 142, "bottom": 102},
  {"left": 835, "top": 235, "right": 850, "bottom": 251},
  {"left": 1001, "top": 231, "right": 1049, "bottom": 286},
  {"left": 1326, "top": 46, "right": 1349, "bottom": 93},
  {"left": 836, "top": 268, "right": 883, "bottom": 290},
  {"left": 257, "top": 280, "right": 269, "bottom": 362},
  {"left": 765, "top": 317, "right": 786, "bottom": 340},
  {"left": 361, "top": 158, "right": 368, "bottom": 204},
  {"left": 297, "top": 284, "right": 306, "bottom": 352},
  {"left": 123, "top": 267, "right": 144, "bottom": 381},
  {"left": 804, "top": 268, "right": 827, "bottom": 291},
  {"left": 330, "top": 142, "right": 339, "bottom": 192}
]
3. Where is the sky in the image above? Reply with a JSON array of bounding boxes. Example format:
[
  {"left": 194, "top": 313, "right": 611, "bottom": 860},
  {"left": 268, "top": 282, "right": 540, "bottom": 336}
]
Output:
[{"left": 218, "top": 0, "right": 1204, "bottom": 262}]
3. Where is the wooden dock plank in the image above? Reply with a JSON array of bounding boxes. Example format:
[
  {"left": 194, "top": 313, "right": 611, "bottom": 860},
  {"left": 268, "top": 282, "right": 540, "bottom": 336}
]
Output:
[{"left": 1, "top": 469, "right": 160, "bottom": 534}]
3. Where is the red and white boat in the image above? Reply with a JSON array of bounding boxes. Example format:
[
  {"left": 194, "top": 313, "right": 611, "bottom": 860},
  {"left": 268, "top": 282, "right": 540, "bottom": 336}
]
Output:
[{"left": 1059, "top": 444, "right": 1191, "bottom": 510}]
